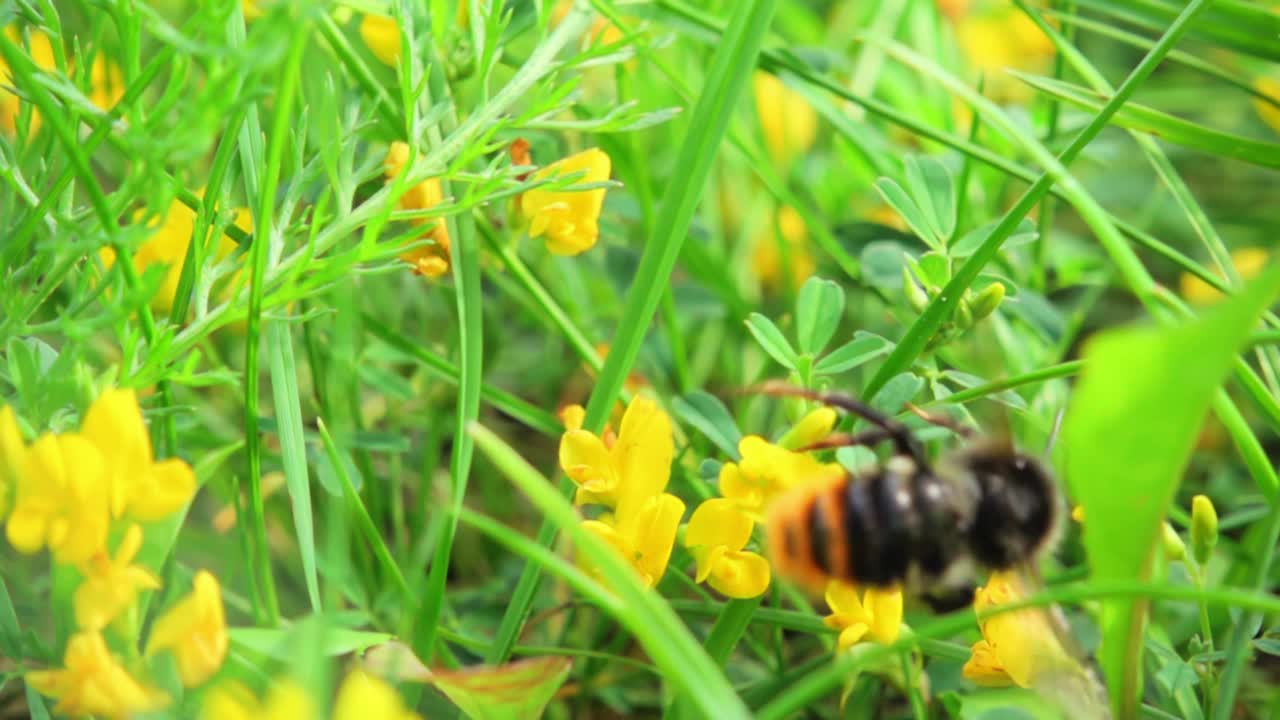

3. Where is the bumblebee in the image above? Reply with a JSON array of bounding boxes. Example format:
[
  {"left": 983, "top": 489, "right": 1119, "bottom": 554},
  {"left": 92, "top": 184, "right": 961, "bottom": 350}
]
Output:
[{"left": 761, "top": 385, "right": 1061, "bottom": 608}]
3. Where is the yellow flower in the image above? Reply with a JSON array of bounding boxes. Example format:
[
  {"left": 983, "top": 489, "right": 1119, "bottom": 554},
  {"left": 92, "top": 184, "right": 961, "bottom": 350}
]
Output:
[
  {"left": 200, "top": 679, "right": 315, "bottom": 720},
  {"left": 753, "top": 72, "right": 818, "bottom": 168},
  {"left": 752, "top": 206, "right": 815, "bottom": 293},
  {"left": 953, "top": 7, "right": 1055, "bottom": 102},
  {"left": 777, "top": 407, "right": 838, "bottom": 450},
  {"left": 242, "top": 0, "right": 264, "bottom": 21},
  {"left": 559, "top": 395, "right": 673, "bottom": 510},
  {"left": 27, "top": 631, "right": 168, "bottom": 719},
  {"left": 384, "top": 141, "right": 451, "bottom": 278},
  {"left": 581, "top": 492, "right": 685, "bottom": 589},
  {"left": 100, "top": 199, "right": 248, "bottom": 313},
  {"left": 520, "top": 148, "right": 612, "bottom": 256},
  {"left": 361, "top": 14, "right": 401, "bottom": 67},
  {"left": 1254, "top": 77, "right": 1280, "bottom": 134},
  {"left": 74, "top": 523, "right": 161, "bottom": 631},
  {"left": 823, "top": 580, "right": 903, "bottom": 651},
  {"left": 146, "top": 570, "right": 228, "bottom": 687},
  {"left": 685, "top": 498, "right": 771, "bottom": 598},
  {"left": 5, "top": 433, "right": 111, "bottom": 566},
  {"left": 87, "top": 54, "right": 123, "bottom": 112},
  {"left": 1179, "top": 247, "right": 1270, "bottom": 305},
  {"left": 0, "top": 404, "right": 25, "bottom": 518},
  {"left": 81, "top": 388, "right": 196, "bottom": 521},
  {"left": 719, "top": 435, "right": 845, "bottom": 516},
  {"left": 334, "top": 670, "right": 421, "bottom": 720},
  {"left": 962, "top": 570, "right": 1078, "bottom": 688},
  {"left": 1, "top": 24, "right": 57, "bottom": 136}
]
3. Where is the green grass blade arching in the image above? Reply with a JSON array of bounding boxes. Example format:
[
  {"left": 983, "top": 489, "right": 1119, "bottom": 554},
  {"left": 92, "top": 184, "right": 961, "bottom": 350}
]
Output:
[
  {"left": 469, "top": 423, "right": 752, "bottom": 720},
  {"left": 1062, "top": 263, "right": 1280, "bottom": 719},
  {"left": 487, "top": 0, "right": 779, "bottom": 664}
]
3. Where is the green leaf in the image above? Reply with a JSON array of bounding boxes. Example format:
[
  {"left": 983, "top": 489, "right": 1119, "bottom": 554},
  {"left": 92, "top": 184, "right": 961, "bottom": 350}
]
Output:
[
  {"left": 745, "top": 313, "right": 799, "bottom": 370},
  {"left": 795, "top": 277, "right": 845, "bottom": 355},
  {"left": 266, "top": 322, "right": 321, "bottom": 613},
  {"left": 432, "top": 657, "right": 573, "bottom": 720},
  {"left": 1014, "top": 73, "right": 1280, "bottom": 171},
  {"left": 874, "top": 177, "right": 938, "bottom": 250},
  {"left": 860, "top": 241, "right": 910, "bottom": 290},
  {"left": 872, "top": 373, "right": 923, "bottom": 416},
  {"left": 0, "top": 577, "right": 21, "bottom": 660},
  {"left": 229, "top": 627, "right": 394, "bottom": 659},
  {"left": 951, "top": 218, "right": 1039, "bottom": 258},
  {"left": 814, "top": 332, "right": 893, "bottom": 375},
  {"left": 673, "top": 392, "right": 743, "bottom": 460},
  {"left": 904, "top": 155, "right": 956, "bottom": 244},
  {"left": 1063, "top": 262, "right": 1280, "bottom": 719}
]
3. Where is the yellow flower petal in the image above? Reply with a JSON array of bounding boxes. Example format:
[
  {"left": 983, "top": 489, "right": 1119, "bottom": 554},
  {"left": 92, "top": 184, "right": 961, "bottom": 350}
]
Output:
[
  {"left": 7, "top": 433, "right": 110, "bottom": 565},
  {"left": 146, "top": 570, "right": 228, "bottom": 687},
  {"left": 360, "top": 14, "right": 401, "bottom": 66},
  {"left": 962, "top": 640, "right": 1016, "bottom": 687},
  {"left": 128, "top": 459, "right": 197, "bottom": 521},
  {"left": 559, "top": 429, "right": 616, "bottom": 506},
  {"left": 778, "top": 407, "right": 838, "bottom": 450},
  {"left": 0, "top": 404, "right": 26, "bottom": 518},
  {"left": 1255, "top": 77, "right": 1280, "bottom": 135},
  {"left": 753, "top": 72, "right": 817, "bottom": 168},
  {"left": 686, "top": 498, "right": 753, "bottom": 551},
  {"left": 973, "top": 571, "right": 1078, "bottom": 689},
  {"left": 27, "top": 631, "right": 168, "bottom": 718},
  {"left": 335, "top": 670, "right": 421, "bottom": 720},
  {"left": 837, "top": 623, "right": 869, "bottom": 652},
  {"left": 520, "top": 148, "right": 612, "bottom": 256},
  {"left": 74, "top": 523, "right": 161, "bottom": 631},
  {"left": 629, "top": 493, "right": 685, "bottom": 587},
  {"left": 80, "top": 388, "right": 151, "bottom": 518},
  {"left": 863, "top": 586, "right": 903, "bottom": 644},
  {"left": 705, "top": 550, "right": 771, "bottom": 599}
]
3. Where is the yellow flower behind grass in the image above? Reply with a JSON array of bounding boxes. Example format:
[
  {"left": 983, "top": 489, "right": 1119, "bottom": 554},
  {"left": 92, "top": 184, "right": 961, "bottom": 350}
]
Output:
[
  {"left": 202, "top": 669, "right": 421, "bottom": 720},
  {"left": 333, "top": 670, "right": 422, "bottom": 720},
  {"left": 685, "top": 498, "right": 770, "bottom": 598},
  {"left": 559, "top": 396, "right": 684, "bottom": 588},
  {"left": 1255, "top": 77, "right": 1280, "bottom": 134},
  {"left": 27, "top": 631, "right": 168, "bottom": 719},
  {"left": 74, "top": 523, "right": 161, "bottom": 631},
  {"left": 521, "top": 148, "right": 612, "bottom": 256},
  {"left": 753, "top": 72, "right": 818, "bottom": 168},
  {"left": 145, "top": 570, "right": 228, "bottom": 687},
  {"left": 361, "top": 14, "right": 402, "bottom": 66},
  {"left": 1179, "top": 247, "right": 1270, "bottom": 305},
  {"left": 0, "top": 24, "right": 57, "bottom": 136},
  {"left": 384, "top": 141, "right": 451, "bottom": 278},
  {"left": 0, "top": 405, "right": 23, "bottom": 518},
  {"left": 962, "top": 570, "right": 1077, "bottom": 687},
  {"left": 87, "top": 54, "right": 123, "bottom": 113},
  {"left": 952, "top": 5, "right": 1056, "bottom": 103},
  {"left": 823, "top": 581, "right": 903, "bottom": 651},
  {"left": 752, "top": 205, "right": 815, "bottom": 293}
]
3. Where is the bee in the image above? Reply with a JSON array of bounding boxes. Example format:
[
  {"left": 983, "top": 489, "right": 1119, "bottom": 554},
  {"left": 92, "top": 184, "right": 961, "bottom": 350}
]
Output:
[{"left": 760, "top": 384, "right": 1062, "bottom": 609}]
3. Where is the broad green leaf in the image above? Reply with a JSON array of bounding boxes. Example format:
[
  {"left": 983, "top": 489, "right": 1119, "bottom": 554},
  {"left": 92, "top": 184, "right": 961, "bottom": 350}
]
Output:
[
  {"left": 874, "top": 177, "right": 939, "bottom": 250},
  {"left": 905, "top": 155, "right": 956, "bottom": 243},
  {"left": 674, "top": 391, "right": 744, "bottom": 460},
  {"left": 745, "top": 313, "right": 799, "bottom": 370},
  {"left": 951, "top": 218, "right": 1039, "bottom": 258},
  {"left": 229, "top": 627, "right": 394, "bottom": 659},
  {"left": 860, "top": 240, "right": 910, "bottom": 290},
  {"left": 871, "top": 372, "right": 923, "bottom": 416},
  {"left": 795, "top": 277, "right": 845, "bottom": 354},
  {"left": 910, "top": 251, "right": 950, "bottom": 289},
  {"left": 1062, "top": 262, "right": 1280, "bottom": 718},
  {"left": 814, "top": 332, "right": 893, "bottom": 375},
  {"left": 1015, "top": 73, "right": 1280, "bottom": 170}
]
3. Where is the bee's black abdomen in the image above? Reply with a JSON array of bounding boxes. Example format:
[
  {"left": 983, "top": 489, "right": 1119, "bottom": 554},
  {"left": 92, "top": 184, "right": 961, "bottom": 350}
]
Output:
[
  {"left": 966, "top": 449, "right": 1057, "bottom": 569},
  {"left": 872, "top": 462, "right": 915, "bottom": 584},
  {"left": 808, "top": 497, "right": 832, "bottom": 575},
  {"left": 912, "top": 474, "right": 967, "bottom": 579},
  {"left": 844, "top": 477, "right": 891, "bottom": 584}
]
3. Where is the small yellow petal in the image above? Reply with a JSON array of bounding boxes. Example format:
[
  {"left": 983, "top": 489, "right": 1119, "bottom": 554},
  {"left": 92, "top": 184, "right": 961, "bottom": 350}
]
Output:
[
  {"left": 360, "top": 14, "right": 402, "bottom": 66},
  {"left": 705, "top": 550, "right": 771, "bottom": 599},
  {"left": 962, "top": 640, "right": 1016, "bottom": 687},
  {"left": 686, "top": 498, "right": 754, "bottom": 552},
  {"left": 837, "top": 623, "right": 869, "bottom": 652}
]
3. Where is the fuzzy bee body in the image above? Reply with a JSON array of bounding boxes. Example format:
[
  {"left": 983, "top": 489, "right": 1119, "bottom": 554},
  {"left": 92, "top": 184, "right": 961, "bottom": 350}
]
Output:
[{"left": 759, "top": 387, "right": 1061, "bottom": 602}]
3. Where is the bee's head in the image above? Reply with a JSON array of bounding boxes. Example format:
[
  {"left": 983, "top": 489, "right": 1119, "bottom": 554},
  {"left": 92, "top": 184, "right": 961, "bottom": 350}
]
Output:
[{"left": 957, "top": 442, "right": 1061, "bottom": 570}]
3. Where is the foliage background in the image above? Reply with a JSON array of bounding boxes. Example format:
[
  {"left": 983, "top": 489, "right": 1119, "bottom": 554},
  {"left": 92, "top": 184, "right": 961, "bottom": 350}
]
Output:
[{"left": 2, "top": 0, "right": 1280, "bottom": 717}]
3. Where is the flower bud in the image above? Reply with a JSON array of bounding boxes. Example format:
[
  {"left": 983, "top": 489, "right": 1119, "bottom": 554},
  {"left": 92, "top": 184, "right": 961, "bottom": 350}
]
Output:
[
  {"left": 903, "top": 267, "right": 930, "bottom": 313},
  {"left": 1161, "top": 522, "right": 1186, "bottom": 563},
  {"left": 779, "top": 407, "right": 838, "bottom": 450},
  {"left": 970, "top": 282, "right": 1006, "bottom": 321},
  {"left": 954, "top": 295, "right": 974, "bottom": 330},
  {"left": 1191, "top": 494, "right": 1218, "bottom": 566}
]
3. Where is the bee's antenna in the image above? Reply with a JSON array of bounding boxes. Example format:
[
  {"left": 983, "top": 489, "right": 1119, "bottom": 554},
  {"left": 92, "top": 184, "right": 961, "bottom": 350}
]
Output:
[
  {"left": 904, "top": 403, "right": 978, "bottom": 439},
  {"left": 745, "top": 382, "right": 929, "bottom": 466}
]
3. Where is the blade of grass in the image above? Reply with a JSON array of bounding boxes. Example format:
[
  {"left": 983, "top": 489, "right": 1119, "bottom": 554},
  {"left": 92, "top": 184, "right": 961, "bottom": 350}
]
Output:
[
  {"left": 664, "top": 596, "right": 763, "bottom": 720},
  {"left": 266, "top": 321, "right": 321, "bottom": 612},
  {"left": 469, "top": 422, "right": 752, "bottom": 720},
  {"left": 240, "top": 20, "right": 311, "bottom": 626},
  {"left": 487, "top": 0, "right": 778, "bottom": 665}
]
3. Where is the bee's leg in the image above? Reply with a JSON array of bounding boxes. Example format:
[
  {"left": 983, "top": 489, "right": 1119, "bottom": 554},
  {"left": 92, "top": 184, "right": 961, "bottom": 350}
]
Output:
[
  {"left": 904, "top": 403, "right": 978, "bottom": 439},
  {"left": 750, "top": 382, "right": 930, "bottom": 468},
  {"left": 922, "top": 586, "right": 977, "bottom": 613}
]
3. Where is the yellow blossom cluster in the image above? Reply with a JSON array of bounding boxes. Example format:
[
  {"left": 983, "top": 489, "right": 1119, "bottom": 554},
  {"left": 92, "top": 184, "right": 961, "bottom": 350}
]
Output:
[
  {"left": 1, "top": 24, "right": 126, "bottom": 137},
  {"left": 1, "top": 390, "right": 229, "bottom": 718},
  {"left": 202, "top": 668, "right": 421, "bottom": 720},
  {"left": 559, "top": 397, "right": 685, "bottom": 588}
]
